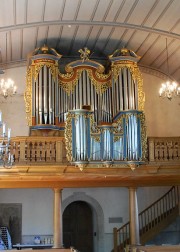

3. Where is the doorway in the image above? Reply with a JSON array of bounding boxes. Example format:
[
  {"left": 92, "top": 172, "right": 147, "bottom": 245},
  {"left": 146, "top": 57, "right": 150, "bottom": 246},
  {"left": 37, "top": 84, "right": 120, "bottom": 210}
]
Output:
[{"left": 63, "top": 201, "right": 93, "bottom": 252}]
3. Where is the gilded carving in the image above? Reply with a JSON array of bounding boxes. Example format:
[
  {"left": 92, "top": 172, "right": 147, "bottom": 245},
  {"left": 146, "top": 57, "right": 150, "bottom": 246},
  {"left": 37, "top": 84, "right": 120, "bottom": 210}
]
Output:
[
  {"left": 113, "top": 136, "right": 122, "bottom": 142},
  {"left": 59, "top": 69, "right": 83, "bottom": 95},
  {"left": 59, "top": 67, "right": 111, "bottom": 95},
  {"left": 32, "top": 60, "right": 58, "bottom": 81},
  {"left": 86, "top": 69, "right": 111, "bottom": 94},
  {"left": 90, "top": 116, "right": 101, "bottom": 143},
  {"left": 138, "top": 112, "right": 147, "bottom": 160},
  {"left": 24, "top": 66, "right": 32, "bottom": 126},
  {"left": 64, "top": 112, "right": 75, "bottom": 162},
  {"left": 78, "top": 47, "right": 91, "bottom": 62}
]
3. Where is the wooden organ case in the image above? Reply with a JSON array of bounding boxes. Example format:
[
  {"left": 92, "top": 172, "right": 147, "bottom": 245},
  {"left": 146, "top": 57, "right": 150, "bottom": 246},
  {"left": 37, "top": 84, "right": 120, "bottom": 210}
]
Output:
[{"left": 25, "top": 46, "right": 147, "bottom": 168}]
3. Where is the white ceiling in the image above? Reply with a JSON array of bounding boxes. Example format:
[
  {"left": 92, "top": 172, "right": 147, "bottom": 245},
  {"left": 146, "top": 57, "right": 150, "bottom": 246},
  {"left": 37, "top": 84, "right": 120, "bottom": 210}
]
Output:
[{"left": 0, "top": 0, "right": 179, "bottom": 82}]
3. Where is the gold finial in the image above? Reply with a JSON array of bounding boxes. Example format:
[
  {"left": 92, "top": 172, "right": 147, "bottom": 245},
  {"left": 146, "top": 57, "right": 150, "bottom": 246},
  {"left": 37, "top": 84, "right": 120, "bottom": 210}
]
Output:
[{"left": 78, "top": 47, "right": 91, "bottom": 62}]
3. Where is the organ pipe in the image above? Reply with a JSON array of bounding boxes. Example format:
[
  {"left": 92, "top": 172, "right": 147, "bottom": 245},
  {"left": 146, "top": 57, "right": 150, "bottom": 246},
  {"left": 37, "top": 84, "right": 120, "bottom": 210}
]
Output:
[
  {"left": 39, "top": 69, "right": 42, "bottom": 124},
  {"left": 44, "top": 66, "right": 48, "bottom": 124},
  {"left": 49, "top": 71, "right": 52, "bottom": 124}
]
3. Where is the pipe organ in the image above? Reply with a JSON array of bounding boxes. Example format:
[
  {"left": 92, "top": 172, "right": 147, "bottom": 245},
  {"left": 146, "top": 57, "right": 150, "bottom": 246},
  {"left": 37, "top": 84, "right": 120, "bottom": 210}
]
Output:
[{"left": 25, "top": 46, "right": 146, "bottom": 168}]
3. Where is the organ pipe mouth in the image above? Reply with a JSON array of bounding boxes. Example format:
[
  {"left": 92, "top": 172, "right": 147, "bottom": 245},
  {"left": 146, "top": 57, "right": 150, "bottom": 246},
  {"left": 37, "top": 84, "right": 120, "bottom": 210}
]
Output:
[{"left": 82, "top": 105, "right": 91, "bottom": 110}]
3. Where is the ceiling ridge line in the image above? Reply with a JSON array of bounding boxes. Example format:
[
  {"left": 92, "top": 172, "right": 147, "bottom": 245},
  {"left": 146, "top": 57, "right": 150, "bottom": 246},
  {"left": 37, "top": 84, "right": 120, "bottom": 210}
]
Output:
[{"left": 0, "top": 21, "right": 179, "bottom": 40}]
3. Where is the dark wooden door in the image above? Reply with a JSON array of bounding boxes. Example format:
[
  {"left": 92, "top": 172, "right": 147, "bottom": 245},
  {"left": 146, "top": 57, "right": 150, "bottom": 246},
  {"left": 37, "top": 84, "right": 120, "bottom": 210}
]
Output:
[{"left": 63, "top": 201, "right": 93, "bottom": 252}]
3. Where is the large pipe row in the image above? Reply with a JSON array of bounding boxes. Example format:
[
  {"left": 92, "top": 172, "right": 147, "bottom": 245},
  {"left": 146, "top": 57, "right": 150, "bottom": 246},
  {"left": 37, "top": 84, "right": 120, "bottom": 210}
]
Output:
[
  {"left": 33, "top": 66, "right": 139, "bottom": 126},
  {"left": 112, "top": 68, "right": 138, "bottom": 117},
  {"left": 33, "top": 66, "right": 57, "bottom": 125}
]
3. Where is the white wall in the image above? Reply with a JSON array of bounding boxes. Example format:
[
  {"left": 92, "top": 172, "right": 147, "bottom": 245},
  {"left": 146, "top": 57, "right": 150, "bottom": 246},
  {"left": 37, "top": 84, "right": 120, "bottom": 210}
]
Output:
[
  {"left": 0, "top": 187, "right": 171, "bottom": 244},
  {"left": 0, "top": 66, "right": 29, "bottom": 136},
  {"left": 142, "top": 72, "right": 180, "bottom": 137},
  {"left": 0, "top": 188, "right": 54, "bottom": 236}
]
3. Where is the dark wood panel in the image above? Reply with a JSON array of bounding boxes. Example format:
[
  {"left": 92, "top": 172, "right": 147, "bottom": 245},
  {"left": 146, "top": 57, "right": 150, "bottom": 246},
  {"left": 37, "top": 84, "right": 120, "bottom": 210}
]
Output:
[{"left": 63, "top": 201, "right": 93, "bottom": 252}]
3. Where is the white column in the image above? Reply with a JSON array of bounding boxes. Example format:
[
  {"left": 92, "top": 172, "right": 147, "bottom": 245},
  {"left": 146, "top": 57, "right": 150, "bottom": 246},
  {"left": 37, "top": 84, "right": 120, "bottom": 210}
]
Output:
[
  {"left": 53, "top": 188, "right": 63, "bottom": 248},
  {"left": 129, "top": 187, "right": 140, "bottom": 245}
]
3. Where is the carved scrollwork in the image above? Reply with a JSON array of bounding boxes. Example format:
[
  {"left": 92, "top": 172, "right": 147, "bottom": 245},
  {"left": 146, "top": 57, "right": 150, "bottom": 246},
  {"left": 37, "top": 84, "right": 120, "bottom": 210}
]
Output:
[
  {"left": 138, "top": 112, "right": 147, "bottom": 160},
  {"left": 32, "top": 61, "right": 58, "bottom": 81},
  {"left": 64, "top": 112, "right": 76, "bottom": 162},
  {"left": 59, "top": 67, "right": 111, "bottom": 95},
  {"left": 59, "top": 69, "right": 83, "bottom": 95},
  {"left": 24, "top": 66, "right": 32, "bottom": 126}
]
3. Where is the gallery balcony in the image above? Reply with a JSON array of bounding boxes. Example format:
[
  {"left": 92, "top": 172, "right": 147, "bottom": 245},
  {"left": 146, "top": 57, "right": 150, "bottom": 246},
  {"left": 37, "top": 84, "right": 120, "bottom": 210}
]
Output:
[{"left": 0, "top": 136, "right": 179, "bottom": 188}]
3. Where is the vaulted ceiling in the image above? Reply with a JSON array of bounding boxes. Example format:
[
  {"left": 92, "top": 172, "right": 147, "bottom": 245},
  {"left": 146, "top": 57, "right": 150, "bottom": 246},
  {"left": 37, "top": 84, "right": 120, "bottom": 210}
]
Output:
[{"left": 0, "top": 0, "right": 179, "bottom": 82}]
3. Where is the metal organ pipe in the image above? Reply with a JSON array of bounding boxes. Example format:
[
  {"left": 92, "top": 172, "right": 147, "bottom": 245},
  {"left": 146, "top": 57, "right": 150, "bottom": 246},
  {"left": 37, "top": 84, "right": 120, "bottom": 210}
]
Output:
[
  {"left": 51, "top": 79, "right": 54, "bottom": 125},
  {"left": 135, "top": 80, "right": 138, "bottom": 110},
  {"left": 107, "top": 88, "right": 111, "bottom": 122},
  {"left": 123, "top": 68, "right": 128, "bottom": 110},
  {"left": 35, "top": 79, "right": 38, "bottom": 124},
  {"left": 111, "top": 79, "right": 115, "bottom": 117},
  {"left": 49, "top": 69, "right": 52, "bottom": 124},
  {"left": 79, "top": 76, "right": 82, "bottom": 109},
  {"left": 87, "top": 72, "right": 90, "bottom": 106},
  {"left": 58, "top": 83, "right": 61, "bottom": 122},
  {"left": 44, "top": 66, "right": 48, "bottom": 124},
  {"left": 60, "top": 88, "right": 63, "bottom": 122},
  {"left": 32, "top": 78, "right": 35, "bottom": 119},
  {"left": 55, "top": 74, "right": 59, "bottom": 121},
  {"left": 128, "top": 69, "right": 132, "bottom": 109},
  {"left": 82, "top": 71, "right": 86, "bottom": 106},
  {"left": 119, "top": 70, "right": 123, "bottom": 111},
  {"left": 116, "top": 77, "right": 119, "bottom": 113},
  {"left": 39, "top": 69, "right": 43, "bottom": 124}
]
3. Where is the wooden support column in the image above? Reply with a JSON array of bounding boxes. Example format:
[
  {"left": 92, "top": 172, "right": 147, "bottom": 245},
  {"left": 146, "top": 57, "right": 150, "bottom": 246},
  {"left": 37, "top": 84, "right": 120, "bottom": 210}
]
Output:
[
  {"left": 53, "top": 188, "right": 62, "bottom": 248},
  {"left": 129, "top": 187, "right": 140, "bottom": 246}
]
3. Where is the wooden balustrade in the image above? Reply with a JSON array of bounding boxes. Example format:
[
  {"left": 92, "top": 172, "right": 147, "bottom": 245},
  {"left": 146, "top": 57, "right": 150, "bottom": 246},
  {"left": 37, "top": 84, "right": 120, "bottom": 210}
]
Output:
[
  {"left": 1, "top": 136, "right": 178, "bottom": 165},
  {"left": 113, "top": 186, "right": 180, "bottom": 252},
  {"left": 8, "top": 136, "right": 67, "bottom": 164},
  {"left": 148, "top": 137, "right": 180, "bottom": 162}
]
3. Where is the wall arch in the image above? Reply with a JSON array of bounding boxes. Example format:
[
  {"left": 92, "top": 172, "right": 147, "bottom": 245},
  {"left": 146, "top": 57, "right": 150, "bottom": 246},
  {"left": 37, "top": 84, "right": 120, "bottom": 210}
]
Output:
[{"left": 62, "top": 192, "right": 104, "bottom": 252}]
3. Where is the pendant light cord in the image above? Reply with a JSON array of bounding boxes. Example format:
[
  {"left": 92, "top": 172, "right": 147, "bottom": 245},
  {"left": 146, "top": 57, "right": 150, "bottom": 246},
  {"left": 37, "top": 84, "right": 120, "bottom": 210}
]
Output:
[{"left": 166, "top": 38, "right": 170, "bottom": 77}]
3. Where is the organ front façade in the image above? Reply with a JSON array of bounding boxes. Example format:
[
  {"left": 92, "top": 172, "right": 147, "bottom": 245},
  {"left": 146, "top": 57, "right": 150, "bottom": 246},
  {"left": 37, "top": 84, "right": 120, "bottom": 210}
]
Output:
[{"left": 24, "top": 45, "right": 147, "bottom": 169}]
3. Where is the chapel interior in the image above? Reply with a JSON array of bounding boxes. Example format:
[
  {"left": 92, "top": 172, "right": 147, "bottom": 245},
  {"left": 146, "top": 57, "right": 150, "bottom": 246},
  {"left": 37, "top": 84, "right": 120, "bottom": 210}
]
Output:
[{"left": 0, "top": 1, "right": 179, "bottom": 252}]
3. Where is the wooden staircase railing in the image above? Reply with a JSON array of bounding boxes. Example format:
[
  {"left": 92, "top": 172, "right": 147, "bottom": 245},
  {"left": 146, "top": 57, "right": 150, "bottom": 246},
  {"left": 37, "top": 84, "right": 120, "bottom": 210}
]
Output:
[{"left": 113, "top": 186, "right": 179, "bottom": 252}]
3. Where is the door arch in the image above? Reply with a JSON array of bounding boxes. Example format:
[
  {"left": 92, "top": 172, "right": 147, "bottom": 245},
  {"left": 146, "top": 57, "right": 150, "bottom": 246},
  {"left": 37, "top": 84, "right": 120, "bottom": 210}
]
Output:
[
  {"left": 63, "top": 201, "right": 93, "bottom": 252},
  {"left": 62, "top": 192, "right": 104, "bottom": 252}
]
